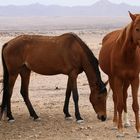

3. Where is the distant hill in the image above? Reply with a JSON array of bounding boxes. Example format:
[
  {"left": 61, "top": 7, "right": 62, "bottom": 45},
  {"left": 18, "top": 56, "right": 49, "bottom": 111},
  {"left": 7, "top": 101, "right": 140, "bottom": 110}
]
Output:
[{"left": 0, "top": 0, "right": 139, "bottom": 17}]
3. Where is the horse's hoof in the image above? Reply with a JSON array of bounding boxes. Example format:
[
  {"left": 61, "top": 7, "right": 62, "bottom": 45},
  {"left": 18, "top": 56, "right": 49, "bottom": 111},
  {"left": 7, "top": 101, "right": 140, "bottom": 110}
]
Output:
[
  {"left": 111, "top": 126, "right": 117, "bottom": 130},
  {"left": 65, "top": 116, "right": 73, "bottom": 120},
  {"left": 116, "top": 132, "right": 125, "bottom": 138},
  {"left": 76, "top": 119, "right": 84, "bottom": 124},
  {"left": 8, "top": 119, "right": 15, "bottom": 123},
  {"left": 137, "top": 133, "right": 140, "bottom": 138},
  {"left": 124, "top": 122, "right": 131, "bottom": 128},
  {"left": 111, "top": 123, "right": 117, "bottom": 130},
  {"left": 34, "top": 117, "right": 41, "bottom": 121}
]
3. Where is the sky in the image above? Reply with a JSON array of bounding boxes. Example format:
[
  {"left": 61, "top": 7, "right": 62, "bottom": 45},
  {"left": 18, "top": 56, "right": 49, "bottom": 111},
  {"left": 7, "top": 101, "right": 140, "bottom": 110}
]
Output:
[{"left": 0, "top": 0, "right": 140, "bottom": 6}]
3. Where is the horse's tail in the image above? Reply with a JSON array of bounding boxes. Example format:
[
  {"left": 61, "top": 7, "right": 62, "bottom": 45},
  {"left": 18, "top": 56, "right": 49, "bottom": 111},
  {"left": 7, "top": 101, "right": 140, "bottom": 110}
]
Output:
[{"left": 1, "top": 43, "right": 9, "bottom": 118}]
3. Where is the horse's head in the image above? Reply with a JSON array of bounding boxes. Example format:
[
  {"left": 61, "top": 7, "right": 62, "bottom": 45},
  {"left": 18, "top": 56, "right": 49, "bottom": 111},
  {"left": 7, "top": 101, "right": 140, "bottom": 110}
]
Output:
[
  {"left": 89, "top": 82, "right": 107, "bottom": 122},
  {"left": 129, "top": 11, "right": 140, "bottom": 47}
]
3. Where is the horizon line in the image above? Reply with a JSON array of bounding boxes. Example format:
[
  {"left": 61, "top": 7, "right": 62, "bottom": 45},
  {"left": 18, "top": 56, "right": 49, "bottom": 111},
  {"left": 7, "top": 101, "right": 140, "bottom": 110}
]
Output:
[{"left": 0, "top": 1, "right": 139, "bottom": 7}]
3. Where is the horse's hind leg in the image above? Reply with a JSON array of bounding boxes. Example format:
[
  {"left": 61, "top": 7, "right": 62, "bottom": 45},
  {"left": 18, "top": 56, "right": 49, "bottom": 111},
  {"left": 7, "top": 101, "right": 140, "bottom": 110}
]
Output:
[
  {"left": 20, "top": 66, "right": 39, "bottom": 120},
  {"left": 7, "top": 74, "right": 18, "bottom": 122},
  {"left": 131, "top": 77, "right": 140, "bottom": 137},
  {"left": 123, "top": 81, "right": 130, "bottom": 127},
  {"left": 63, "top": 77, "right": 72, "bottom": 120}
]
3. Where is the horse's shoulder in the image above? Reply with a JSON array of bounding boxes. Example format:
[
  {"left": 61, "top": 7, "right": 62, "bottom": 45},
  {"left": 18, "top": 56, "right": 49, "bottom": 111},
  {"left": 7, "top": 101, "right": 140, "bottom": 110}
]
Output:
[{"left": 102, "top": 30, "right": 121, "bottom": 45}]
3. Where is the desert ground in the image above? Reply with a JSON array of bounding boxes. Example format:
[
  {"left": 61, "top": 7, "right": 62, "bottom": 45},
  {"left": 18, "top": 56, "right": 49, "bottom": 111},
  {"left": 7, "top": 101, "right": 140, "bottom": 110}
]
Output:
[{"left": 0, "top": 16, "right": 139, "bottom": 140}]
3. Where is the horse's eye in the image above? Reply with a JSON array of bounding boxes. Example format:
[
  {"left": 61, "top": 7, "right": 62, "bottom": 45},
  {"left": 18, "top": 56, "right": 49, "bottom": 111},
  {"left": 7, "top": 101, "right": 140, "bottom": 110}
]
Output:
[{"left": 136, "top": 28, "right": 140, "bottom": 32}]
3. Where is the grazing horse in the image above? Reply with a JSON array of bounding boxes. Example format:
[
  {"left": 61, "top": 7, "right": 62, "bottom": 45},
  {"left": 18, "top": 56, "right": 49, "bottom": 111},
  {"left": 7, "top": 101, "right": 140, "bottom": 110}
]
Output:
[
  {"left": 99, "top": 12, "right": 140, "bottom": 137},
  {"left": 0, "top": 33, "right": 107, "bottom": 123}
]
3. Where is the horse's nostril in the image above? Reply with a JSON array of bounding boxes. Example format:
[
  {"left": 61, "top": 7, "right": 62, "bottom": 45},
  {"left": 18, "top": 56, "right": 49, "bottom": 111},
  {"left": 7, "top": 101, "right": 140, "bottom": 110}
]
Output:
[
  {"left": 101, "top": 115, "right": 106, "bottom": 121},
  {"left": 97, "top": 115, "right": 106, "bottom": 121}
]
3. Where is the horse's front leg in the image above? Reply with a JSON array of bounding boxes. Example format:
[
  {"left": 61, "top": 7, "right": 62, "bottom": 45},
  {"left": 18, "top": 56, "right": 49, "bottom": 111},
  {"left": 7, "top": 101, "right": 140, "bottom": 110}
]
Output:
[
  {"left": 63, "top": 76, "right": 72, "bottom": 120},
  {"left": 112, "top": 93, "right": 118, "bottom": 129},
  {"left": 70, "top": 71, "right": 83, "bottom": 123},
  {"left": 131, "top": 77, "right": 140, "bottom": 138},
  {"left": 123, "top": 81, "right": 130, "bottom": 128},
  {"left": 109, "top": 77, "right": 118, "bottom": 129},
  {"left": 114, "top": 77, "right": 124, "bottom": 137}
]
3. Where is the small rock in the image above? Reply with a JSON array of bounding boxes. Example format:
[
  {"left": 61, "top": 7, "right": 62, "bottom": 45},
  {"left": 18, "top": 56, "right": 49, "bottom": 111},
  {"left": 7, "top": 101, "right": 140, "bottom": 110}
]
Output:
[
  {"left": 85, "top": 133, "right": 90, "bottom": 136},
  {"left": 79, "top": 126, "right": 84, "bottom": 130},
  {"left": 55, "top": 86, "right": 59, "bottom": 90},
  {"left": 35, "top": 134, "right": 39, "bottom": 138},
  {"left": 38, "top": 131, "right": 42, "bottom": 135},
  {"left": 71, "top": 130, "right": 76, "bottom": 133},
  {"left": 18, "top": 135, "right": 22, "bottom": 138},
  {"left": 29, "top": 135, "right": 34, "bottom": 138},
  {"left": 87, "top": 126, "right": 92, "bottom": 129}
]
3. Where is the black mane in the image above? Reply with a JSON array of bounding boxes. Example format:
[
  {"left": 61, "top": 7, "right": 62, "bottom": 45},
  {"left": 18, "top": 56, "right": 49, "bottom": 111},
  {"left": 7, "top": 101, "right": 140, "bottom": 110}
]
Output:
[{"left": 71, "top": 33, "right": 106, "bottom": 93}]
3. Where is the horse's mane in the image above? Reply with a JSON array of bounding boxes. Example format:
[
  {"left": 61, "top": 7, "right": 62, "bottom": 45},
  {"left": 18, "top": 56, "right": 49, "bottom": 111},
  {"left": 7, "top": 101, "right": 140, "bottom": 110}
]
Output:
[
  {"left": 70, "top": 33, "right": 106, "bottom": 91},
  {"left": 71, "top": 33, "right": 98, "bottom": 67},
  {"left": 117, "top": 23, "right": 133, "bottom": 47}
]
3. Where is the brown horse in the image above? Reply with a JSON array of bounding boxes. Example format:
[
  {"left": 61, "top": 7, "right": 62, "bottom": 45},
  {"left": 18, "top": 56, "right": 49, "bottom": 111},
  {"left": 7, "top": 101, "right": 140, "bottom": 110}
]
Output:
[
  {"left": 99, "top": 12, "right": 140, "bottom": 137},
  {"left": 0, "top": 33, "right": 107, "bottom": 123}
]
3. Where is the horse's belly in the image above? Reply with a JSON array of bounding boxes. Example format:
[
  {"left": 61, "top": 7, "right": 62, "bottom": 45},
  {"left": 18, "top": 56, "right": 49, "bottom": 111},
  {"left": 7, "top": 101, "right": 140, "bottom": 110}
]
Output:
[
  {"left": 32, "top": 68, "right": 62, "bottom": 75},
  {"left": 25, "top": 60, "right": 70, "bottom": 75}
]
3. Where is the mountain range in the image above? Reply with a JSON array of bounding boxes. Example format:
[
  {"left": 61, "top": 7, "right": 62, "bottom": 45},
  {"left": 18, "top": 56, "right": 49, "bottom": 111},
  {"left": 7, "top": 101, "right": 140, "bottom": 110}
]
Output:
[{"left": 0, "top": 0, "right": 140, "bottom": 17}]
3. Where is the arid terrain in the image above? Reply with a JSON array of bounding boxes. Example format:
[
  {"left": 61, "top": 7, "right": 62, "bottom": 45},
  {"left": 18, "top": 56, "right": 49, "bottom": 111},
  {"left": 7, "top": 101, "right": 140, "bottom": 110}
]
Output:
[{"left": 0, "top": 17, "right": 139, "bottom": 140}]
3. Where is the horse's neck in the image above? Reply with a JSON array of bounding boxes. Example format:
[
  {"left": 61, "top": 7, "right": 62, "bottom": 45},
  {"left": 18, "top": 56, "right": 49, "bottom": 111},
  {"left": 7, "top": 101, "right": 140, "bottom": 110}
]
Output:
[
  {"left": 83, "top": 61, "right": 99, "bottom": 89},
  {"left": 121, "top": 35, "right": 138, "bottom": 61},
  {"left": 122, "top": 42, "right": 137, "bottom": 60},
  {"left": 119, "top": 24, "right": 137, "bottom": 60}
]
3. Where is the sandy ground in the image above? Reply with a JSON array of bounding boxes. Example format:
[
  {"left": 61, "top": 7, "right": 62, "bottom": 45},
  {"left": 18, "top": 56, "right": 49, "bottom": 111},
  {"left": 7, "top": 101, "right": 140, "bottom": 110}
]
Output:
[{"left": 0, "top": 30, "right": 139, "bottom": 140}]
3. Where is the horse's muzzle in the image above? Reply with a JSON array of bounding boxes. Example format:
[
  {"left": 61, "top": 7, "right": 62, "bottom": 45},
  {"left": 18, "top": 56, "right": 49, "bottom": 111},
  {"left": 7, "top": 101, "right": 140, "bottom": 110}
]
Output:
[{"left": 97, "top": 114, "right": 106, "bottom": 121}]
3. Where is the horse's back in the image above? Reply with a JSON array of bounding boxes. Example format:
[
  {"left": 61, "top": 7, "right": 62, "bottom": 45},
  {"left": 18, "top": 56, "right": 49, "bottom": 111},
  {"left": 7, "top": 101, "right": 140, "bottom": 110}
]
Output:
[
  {"left": 3, "top": 33, "right": 84, "bottom": 75},
  {"left": 99, "top": 30, "right": 121, "bottom": 75}
]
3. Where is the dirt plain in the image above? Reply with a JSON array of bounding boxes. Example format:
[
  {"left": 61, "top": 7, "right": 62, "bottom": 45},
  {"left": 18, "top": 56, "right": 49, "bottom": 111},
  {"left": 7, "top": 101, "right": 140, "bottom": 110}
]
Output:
[{"left": 0, "top": 16, "right": 139, "bottom": 140}]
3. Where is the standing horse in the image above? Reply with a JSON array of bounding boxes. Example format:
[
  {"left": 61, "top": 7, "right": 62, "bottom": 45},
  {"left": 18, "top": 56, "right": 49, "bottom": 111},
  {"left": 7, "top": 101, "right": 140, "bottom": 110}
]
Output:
[
  {"left": 99, "top": 12, "right": 140, "bottom": 137},
  {"left": 0, "top": 33, "right": 107, "bottom": 123}
]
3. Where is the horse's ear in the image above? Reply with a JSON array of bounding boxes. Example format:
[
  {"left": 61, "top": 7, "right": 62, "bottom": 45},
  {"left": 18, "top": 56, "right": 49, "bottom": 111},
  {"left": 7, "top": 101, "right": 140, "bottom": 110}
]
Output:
[{"left": 129, "top": 11, "right": 136, "bottom": 21}]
